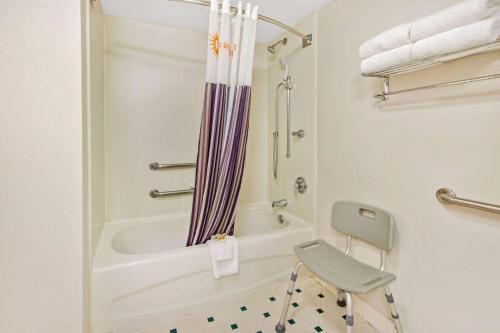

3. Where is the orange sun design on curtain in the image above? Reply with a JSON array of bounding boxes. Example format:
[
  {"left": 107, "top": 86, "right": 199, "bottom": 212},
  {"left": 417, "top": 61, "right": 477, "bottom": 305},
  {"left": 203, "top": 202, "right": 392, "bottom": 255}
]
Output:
[{"left": 209, "top": 32, "right": 220, "bottom": 56}]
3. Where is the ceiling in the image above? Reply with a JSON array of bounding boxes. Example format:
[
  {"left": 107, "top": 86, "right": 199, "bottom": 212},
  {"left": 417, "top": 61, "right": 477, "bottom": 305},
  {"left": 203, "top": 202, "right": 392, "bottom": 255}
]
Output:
[{"left": 100, "top": 0, "right": 333, "bottom": 44}]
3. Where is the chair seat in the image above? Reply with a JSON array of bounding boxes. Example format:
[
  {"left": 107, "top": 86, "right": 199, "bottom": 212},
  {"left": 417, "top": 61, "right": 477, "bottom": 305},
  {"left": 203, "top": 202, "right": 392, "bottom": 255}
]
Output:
[{"left": 294, "top": 239, "right": 396, "bottom": 294}]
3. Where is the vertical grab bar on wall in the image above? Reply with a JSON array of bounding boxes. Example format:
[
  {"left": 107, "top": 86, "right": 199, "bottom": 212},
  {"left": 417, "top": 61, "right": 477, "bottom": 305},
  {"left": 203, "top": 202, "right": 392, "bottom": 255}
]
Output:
[
  {"left": 285, "top": 76, "right": 292, "bottom": 159},
  {"left": 273, "top": 82, "right": 284, "bottom": 179}
]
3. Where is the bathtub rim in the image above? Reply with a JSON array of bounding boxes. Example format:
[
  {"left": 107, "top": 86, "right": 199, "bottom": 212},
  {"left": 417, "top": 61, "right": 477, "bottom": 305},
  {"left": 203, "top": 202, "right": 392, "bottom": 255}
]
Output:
[{"left": 94, "top": 202, "right": 311, "bottom": 271}]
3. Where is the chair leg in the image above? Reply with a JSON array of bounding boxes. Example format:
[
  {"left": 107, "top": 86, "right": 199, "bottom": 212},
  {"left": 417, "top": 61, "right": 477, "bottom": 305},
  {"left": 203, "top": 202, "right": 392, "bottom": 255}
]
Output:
[
  {"left": 275, "top": 262, "right": 302, "bottom": 333},
  {"left": 384, "top": 285, "right": 404, "bottom": 333},
  {"left": 337, "top": 289, "right": 346, "bottom": 307},
  {"left": 345, "top": 291, "right": 353, "bottom": 333}
]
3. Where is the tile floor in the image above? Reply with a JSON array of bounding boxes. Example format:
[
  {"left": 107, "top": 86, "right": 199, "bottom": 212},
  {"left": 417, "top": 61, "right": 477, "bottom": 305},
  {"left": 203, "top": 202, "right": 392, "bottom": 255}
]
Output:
[{"left": 133, "top": 273, "right": 378, "bottom": 333}]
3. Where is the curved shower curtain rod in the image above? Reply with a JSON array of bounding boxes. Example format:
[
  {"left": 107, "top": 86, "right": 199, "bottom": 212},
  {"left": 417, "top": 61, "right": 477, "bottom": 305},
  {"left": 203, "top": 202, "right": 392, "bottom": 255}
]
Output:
[{"left": 168, "top": 0, "right": 313, "bottom": 48}]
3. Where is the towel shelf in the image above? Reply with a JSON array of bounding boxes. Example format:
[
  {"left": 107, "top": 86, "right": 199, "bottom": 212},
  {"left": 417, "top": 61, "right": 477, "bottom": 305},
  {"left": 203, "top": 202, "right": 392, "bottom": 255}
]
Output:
[
  {"left": 436, "top": 188, "right": 500, "bottom": 215},
  {"left": 364, "top": 39, "right": 500, "bottom": 100}
]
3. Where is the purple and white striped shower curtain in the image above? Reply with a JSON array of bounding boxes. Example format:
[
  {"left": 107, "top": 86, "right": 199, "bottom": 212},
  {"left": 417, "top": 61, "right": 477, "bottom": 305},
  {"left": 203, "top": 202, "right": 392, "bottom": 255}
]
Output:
[{"left": 186, "top": 0, "right": 258, "bottom": 246}]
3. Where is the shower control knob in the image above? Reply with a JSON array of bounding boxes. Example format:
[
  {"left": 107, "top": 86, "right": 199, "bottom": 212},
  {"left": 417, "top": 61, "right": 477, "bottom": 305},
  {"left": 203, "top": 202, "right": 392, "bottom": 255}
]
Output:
[
  {"left": 292, "top": 130, "right": 305, "bottom": 138},
  {"left": 295, "top": 177, "right": 308, "bottom": 194}
]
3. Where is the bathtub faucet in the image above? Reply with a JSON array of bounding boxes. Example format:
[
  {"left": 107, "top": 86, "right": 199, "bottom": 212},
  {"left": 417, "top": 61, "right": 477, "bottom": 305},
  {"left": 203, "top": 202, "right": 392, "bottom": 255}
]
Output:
[{"left": 272, "top": 199, "right": 288, "bottom": 209}]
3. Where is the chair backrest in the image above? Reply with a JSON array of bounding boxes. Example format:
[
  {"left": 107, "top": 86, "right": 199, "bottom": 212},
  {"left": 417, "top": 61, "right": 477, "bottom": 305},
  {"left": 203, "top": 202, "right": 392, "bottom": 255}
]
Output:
[{"left": 331, "top": 201, "right": 395, "bottom": 251}]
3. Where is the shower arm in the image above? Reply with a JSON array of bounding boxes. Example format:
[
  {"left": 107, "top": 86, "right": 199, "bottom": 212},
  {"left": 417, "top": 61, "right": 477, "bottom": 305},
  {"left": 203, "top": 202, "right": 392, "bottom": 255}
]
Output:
[{"left": 167, "top": 0, "right": 313, "bottom": 48}]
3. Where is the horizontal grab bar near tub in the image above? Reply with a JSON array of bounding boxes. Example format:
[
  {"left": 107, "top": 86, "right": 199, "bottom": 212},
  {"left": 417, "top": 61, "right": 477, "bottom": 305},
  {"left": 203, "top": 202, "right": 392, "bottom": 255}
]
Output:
[
  {"left": 149, "top": 162, "right": 196, "bottom": 171},
  {"left": 150, "top": 187, "right": 195, "bottom": 199},
  {"left": 436, "top": 188, "right": 500, "bottom": 215}
]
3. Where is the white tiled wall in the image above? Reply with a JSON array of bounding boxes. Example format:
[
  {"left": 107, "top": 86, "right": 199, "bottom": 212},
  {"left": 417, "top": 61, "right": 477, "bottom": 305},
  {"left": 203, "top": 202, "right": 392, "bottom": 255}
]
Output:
[{"left": 104, "top": 16, "right": 268, "bottom": 222}]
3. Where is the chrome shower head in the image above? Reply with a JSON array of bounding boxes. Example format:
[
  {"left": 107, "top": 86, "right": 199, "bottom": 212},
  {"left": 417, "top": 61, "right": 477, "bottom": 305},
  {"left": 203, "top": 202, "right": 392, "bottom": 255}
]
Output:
[{"left": 267, "top": 37, "right": 288, "bottom": 54}]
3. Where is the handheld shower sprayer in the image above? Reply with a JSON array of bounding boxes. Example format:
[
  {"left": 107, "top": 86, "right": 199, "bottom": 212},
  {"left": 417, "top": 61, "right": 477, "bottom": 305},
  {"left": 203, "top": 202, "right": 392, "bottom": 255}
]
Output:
[{"left": 279, "top": 57, "right": 289, "bottom": 81}]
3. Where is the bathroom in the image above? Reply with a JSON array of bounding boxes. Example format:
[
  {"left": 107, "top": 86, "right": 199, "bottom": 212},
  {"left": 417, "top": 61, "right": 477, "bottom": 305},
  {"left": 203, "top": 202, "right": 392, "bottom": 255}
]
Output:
[{"left": 1, "top": 0, "right": 500, "bottom": 332}]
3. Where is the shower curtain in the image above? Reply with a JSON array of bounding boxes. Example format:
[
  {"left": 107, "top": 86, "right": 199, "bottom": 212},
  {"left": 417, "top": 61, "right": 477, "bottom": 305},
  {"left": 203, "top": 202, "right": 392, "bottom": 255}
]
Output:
[{"left": 187, "top": 0, "right": 258, "bottom": 246}]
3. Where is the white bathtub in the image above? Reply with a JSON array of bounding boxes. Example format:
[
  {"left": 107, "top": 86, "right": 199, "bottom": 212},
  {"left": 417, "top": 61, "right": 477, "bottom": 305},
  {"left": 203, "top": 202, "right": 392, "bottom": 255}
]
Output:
[{"left": 92, "top": 203, "right": 312, "bottom": 333}]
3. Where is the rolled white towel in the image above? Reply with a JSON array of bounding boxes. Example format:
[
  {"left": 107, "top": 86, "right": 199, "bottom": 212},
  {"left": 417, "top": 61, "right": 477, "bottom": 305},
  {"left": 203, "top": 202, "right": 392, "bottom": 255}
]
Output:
[
  {"left": 361, "top": 44, "right": 412, "bottom": 75},
  {"left": 359, "top": 23, "right": 411, "bottom": 59},
  {"left": 411, "top": 0, "right": 500, "bottom": 41},
  {"left": 412, "top": 16, "right": 500, "bottom": 61}
]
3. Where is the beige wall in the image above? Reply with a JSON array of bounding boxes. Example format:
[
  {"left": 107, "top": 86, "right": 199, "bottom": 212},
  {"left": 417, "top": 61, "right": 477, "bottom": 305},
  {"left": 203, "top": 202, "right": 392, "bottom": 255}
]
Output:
[
  {"left": 267, "top": 15, "right": 318, "bottom": 224},
  {"left": 316, "top": 1, "right": 500, "bottom": 332},
  {"left": 0, "top": 1, "right": 85, "bottom": 332},
  {"left": 104, "top": 16, "right": 268, "bottom": 222}
]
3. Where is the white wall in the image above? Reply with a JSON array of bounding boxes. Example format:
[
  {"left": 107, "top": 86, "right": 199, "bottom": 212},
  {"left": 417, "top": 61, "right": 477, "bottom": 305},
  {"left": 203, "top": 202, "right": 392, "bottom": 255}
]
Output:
[
  {"left": 316, "top": 1, "right": 500, "bottom": 332},
  {"left": 104, "top": 16, "right": 268, "bottom": 223},
  {"left": 267, "top": 15, "right": 317, "bottom": 224},
  {"left": 0, "top": 1, "right": 85, "bottom": 332}
]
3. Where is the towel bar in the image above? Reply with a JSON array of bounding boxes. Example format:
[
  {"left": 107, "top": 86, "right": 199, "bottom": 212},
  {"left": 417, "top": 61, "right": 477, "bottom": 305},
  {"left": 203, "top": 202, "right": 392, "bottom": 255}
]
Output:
[
  {"left": 375, "top": 73, "right": 500, "bottom": 100},
  {"left": 436, "top": 188, "right": 500, "bottom": 215}
]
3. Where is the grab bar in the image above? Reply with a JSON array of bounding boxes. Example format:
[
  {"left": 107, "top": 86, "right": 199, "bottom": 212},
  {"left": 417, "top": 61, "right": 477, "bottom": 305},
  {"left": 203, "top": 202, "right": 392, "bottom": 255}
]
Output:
[
  {"left": 150, "top": 187, "right": 195, "bottom": 199},
  {"left": 150, "top": 162, "right": 196, "bottom": 171},
  {"left": 436, "top": 188, "right": 500, "bottom": 215}
]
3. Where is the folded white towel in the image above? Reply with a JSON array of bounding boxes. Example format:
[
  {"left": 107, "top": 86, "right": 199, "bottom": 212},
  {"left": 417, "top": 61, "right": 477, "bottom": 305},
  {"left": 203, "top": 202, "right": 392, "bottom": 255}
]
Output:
[
  {"left": 359, "top": 23, "right": 411, "bottom": 59},
  {"left": 411, "top": 0, "right": 500, "bottom": 41},
  {"left": 215, "top": 238, "right": 235, "bottom": 261},
  {"left": 207, "top": 236, "right": 238, "bottom": 279},
  {"left": 412, "top": 16, "right": 500, "bottom": 60},
  {"left": 359, "top": 0, "right": 500, "bottom": 59},
  {"left": 361, "top": 44, "right": 412, "bottom": 75}
]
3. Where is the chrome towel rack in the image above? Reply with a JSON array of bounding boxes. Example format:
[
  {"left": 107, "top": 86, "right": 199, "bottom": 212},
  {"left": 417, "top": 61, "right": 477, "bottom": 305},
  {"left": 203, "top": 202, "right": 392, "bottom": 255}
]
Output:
[
  {"left": 436, "top": 188, "right": 500, "bottom": 215},
  {"left": 363, "top": 39, "right": 500, "bottom": 101},
  {"left": 150, "top": 188, "right": 195, "bottom": 199},
  {"left": 150, "top": 162, "right": 196, "bottom": 171},
  {"left": 375, "top": 73, "right": 500, "bottom": 100}
]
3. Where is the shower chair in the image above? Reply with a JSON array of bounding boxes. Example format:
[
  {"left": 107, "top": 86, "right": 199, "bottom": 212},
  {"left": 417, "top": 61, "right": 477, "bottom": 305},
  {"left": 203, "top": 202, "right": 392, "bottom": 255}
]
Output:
[{"left": 275, "top": 201, "right": 404, "bottom": 333}]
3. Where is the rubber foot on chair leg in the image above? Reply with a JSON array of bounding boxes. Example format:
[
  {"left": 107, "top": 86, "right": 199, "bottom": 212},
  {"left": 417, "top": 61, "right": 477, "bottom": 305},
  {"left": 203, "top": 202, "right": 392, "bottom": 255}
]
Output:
[
  {"left": 275, "top": 323, "right": 286, "bottom": 333},
  {"left": 337, "top": 299, "right": 346, "bottom": 307}
]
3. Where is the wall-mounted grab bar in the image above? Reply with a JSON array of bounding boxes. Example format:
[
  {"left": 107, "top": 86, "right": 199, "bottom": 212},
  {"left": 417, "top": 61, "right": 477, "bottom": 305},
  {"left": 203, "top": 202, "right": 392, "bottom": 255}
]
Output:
[
  {"left": 150, "top": 187, "right": 195, "bottom": 199},
  {"left": 436, "top": 188, "right": 500, "bottom": 215},
  {"left": 150, "top": 162, "right": 196, "bottom": 171}
]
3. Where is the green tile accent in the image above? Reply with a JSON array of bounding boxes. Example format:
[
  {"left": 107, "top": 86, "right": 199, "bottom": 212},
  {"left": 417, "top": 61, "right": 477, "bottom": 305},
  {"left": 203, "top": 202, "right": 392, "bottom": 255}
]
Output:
[
  {"left": 314, "top": 326, "right": 323, "bottom": 332},
  {"left": 316, "top": 308, "right": 324, "bottom": 314},
  {"left": 207, "top": 316, "right": 215, "bottom": 323},
  {"left": 269, "top": 296, "right": 276, "bottom": 302},
  {"left": 318, "top": 293, "right": 325, "bottom": 298},
  {"left": 240, "top": 306, "right": 247, "bottom": 312},
  {"left": 169, "top": 329, "right": 177, "bottom": 333},
  {"left": 230, "top": 323, "right": 238, "bottom": 330},
  {"left": 263, "top": 312, "right": 271, "bottom": 318},
  {"left": 295, "top": 288, "right": 302, "bottom": 293},
  {"left": 292, "top": 302, "right": 299, "bottom": 308},
  {"left": 287, "top": 319, "right": 296, "bottom": 325}
]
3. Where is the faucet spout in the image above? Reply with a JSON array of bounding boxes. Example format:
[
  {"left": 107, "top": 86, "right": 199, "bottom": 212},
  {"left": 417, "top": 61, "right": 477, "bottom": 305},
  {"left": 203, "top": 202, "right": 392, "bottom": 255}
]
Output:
[{"left": 272, "top": 199, "right": 288, "bottom": 209}]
